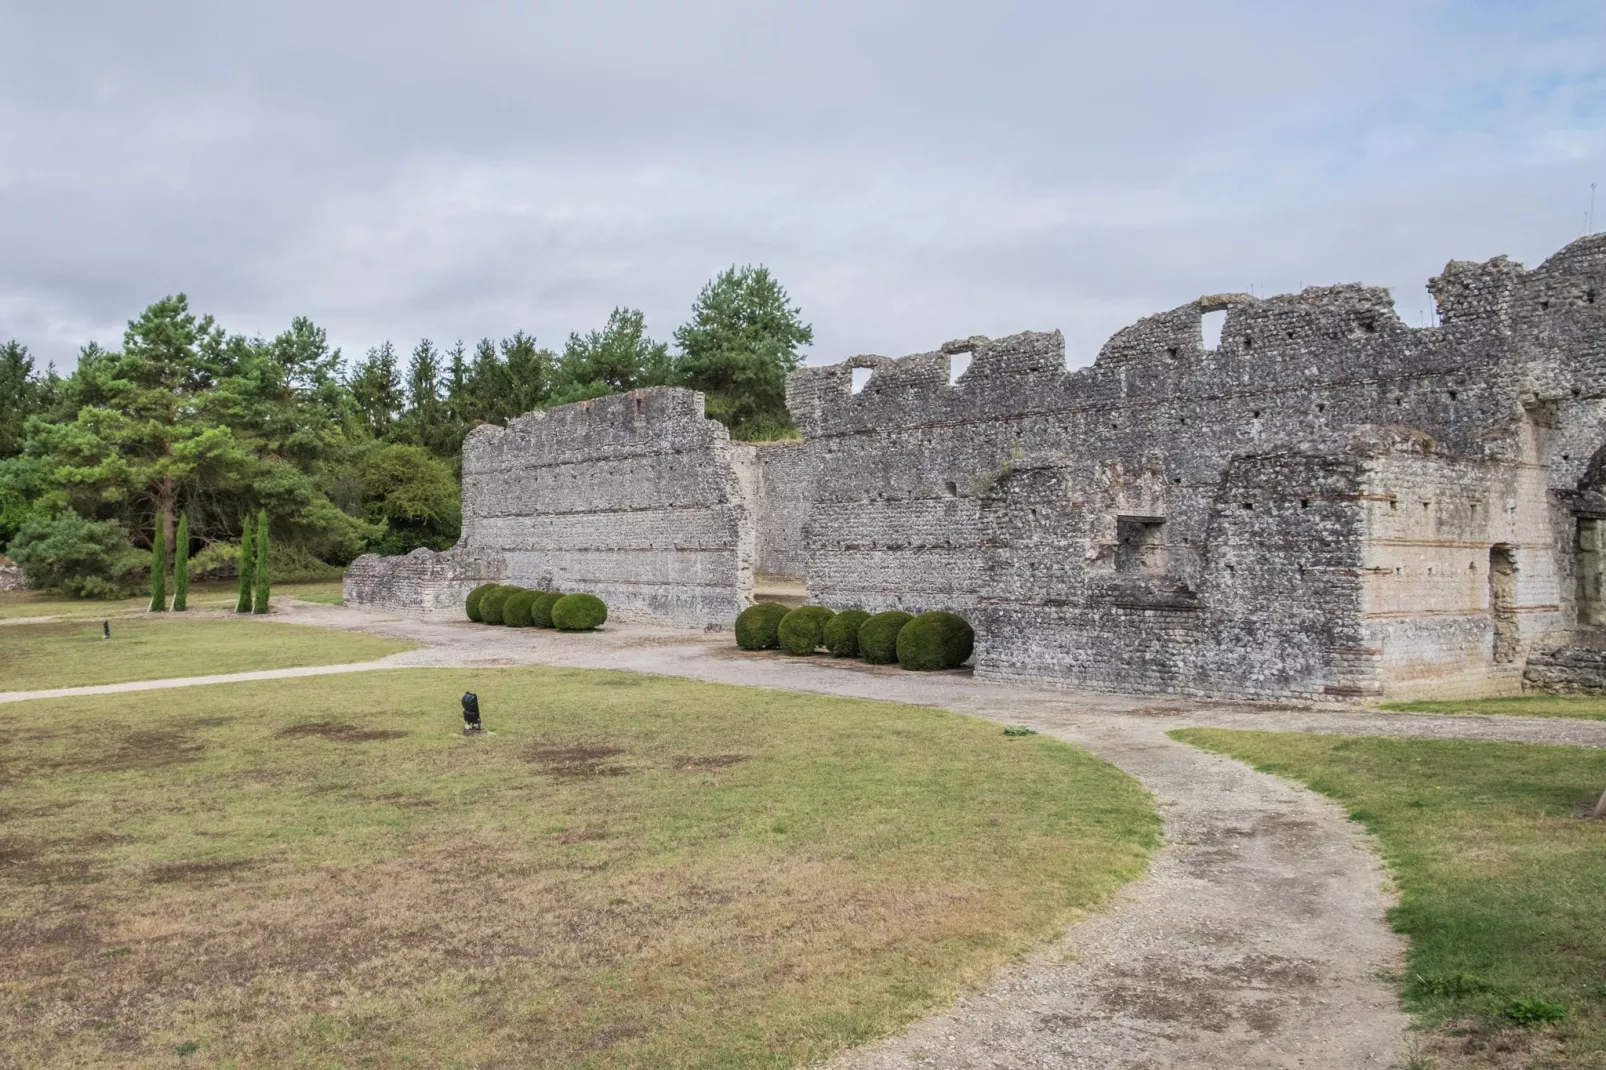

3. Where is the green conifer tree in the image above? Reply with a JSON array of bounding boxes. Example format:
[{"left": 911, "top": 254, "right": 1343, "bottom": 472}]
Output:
[
  {"left": 252, "top": 509, "right": 270, "bottom": 613},
  {"left": 148, "top": 525, "right": 167, "bottom": 611},
  {"left": 172, "top": 513, "right": 190, "bottom": 611},
  {"left": 235, "top": 515, "right": 254, "bottom": 613}
]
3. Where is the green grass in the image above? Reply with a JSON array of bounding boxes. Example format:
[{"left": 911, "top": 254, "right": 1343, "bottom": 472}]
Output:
[
  {"left": 0, "top": 579, "right": 345, "bottom": 620},
  {"left": 0, "top": 618, "right": 414, "bottom": 690},
  {"left": 1172, "top": 729, "right": 1606, "bottom": 1067},
  {"left": 1381, "top": 695, "right": 1606, "bottom": 722},
  {"left": 0, "top": 668, "right": 1159, "bottom": 1068}
]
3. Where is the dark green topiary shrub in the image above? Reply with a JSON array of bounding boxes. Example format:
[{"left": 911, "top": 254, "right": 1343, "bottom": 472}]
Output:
[
  {"left": 734, "top": 602, "right": 791, "bottom": 650},
  {"left": 529, "top": 591, "right": 564, "bottom": 628},
  {"left": 895, "top": 611, "right": 975, "bottom": 671},
  {"left": 502, "top": 589, "right": 537, "bottom": 627},
  {"left": 858, "top": 611, "right": 913, "bottom": 665},
  {"left": 465, "top": 582, "right": 500, "bottom": 622},
  {"left": 480, "top": 585, "right": 520, "bottom": 625},
  {"left": 552, "top": 593, "right": 608, "bottom": 631},
  {"left": 778, "top": 605, "right": 835, "bottom": 655},
  {"left": 823, "top": 608, "right": 871, "bottom": 657}
]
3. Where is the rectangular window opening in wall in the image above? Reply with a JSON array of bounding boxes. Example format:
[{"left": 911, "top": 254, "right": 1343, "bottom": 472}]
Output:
[
  {"left": 948, "top": 353, "right": 971, "bottom": 385},
  {"left": 1578, "top": 518, "right": 1606, "bottom": 629},
  {"left": 1116, "top": 515, "right": 1166, "bottom": 575},
  {"left": 850, "top": 367, "right": 872, "bottom": 394}
]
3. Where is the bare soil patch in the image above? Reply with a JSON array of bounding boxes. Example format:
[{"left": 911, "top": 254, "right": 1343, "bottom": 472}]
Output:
[
  {"left": 525, "top": 743, "right": 631, "bottom": 777},
  {"left": 275, "top": 721, "right": 407, "bottom": 743}
]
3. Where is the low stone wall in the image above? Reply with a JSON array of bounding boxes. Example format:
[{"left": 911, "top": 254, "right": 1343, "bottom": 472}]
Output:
[
  {"left": 1524, "top": 644, "right": 1606, "bottom": 693},
  {"left": 0, "top": 556, "right": 27, "bottom": 593}
]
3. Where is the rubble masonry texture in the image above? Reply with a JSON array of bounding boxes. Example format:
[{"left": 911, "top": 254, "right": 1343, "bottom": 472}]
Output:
[{"left": 346, "top": 234, "right": 1606, "bottom": 701}]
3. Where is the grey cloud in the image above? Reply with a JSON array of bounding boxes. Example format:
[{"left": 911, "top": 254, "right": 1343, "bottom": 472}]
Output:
[{"left": 1, "top": 0, "right": 1602, "bottom": 371}]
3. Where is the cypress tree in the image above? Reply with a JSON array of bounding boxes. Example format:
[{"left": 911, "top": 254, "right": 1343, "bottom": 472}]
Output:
[
  {"left": 172, "top": 513, "right": 190, "bottom": 611},
  {"left": 252, "top": 509, "right": 270, "bottom": 613},
  {"left": 235, "top": 515, "right": 254, "bottom": 613},
  {"left": 148, "top": 525, "right": 167, "bottom": 611}
]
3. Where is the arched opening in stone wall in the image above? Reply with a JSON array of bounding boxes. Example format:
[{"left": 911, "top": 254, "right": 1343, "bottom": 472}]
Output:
[{"left": 1489, "top": 544, "right": 1519, "bottom": 663}]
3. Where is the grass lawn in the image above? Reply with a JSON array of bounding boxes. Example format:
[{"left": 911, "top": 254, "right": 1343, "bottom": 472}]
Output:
[
  {"left": 0, "top": 618, "right": 415, "bottom": 691},
  {"left": 1172, "top": 729, "right": 1606, "bottom": 1068},
  {"left": 0, "top": 668, "right": 1158, "bottom": 1069},
  {"left": 1381, "top": 696, "right": 1606, "bottom": 722},
  {"left": 0, "top": 579, "right": 346, "bottom": 620}
]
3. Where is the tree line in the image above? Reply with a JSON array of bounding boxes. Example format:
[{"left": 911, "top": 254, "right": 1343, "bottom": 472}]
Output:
[{"left": 0, "top": 265, "right": 812, "bottom": 596}]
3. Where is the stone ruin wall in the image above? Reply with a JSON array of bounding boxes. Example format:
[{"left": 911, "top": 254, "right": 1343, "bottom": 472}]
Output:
[
  {"left": 786, "top": 234, "right": 1606, "bottom": 701},
  {"left": 346, "top": 233, "right": 1606, "bottom": 702},
  {"left": 346, "top": 389, "right": 753, "bottom": 628}
]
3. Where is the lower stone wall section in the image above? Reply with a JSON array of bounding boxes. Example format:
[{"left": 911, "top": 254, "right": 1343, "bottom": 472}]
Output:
[{"left": 1524, "top": 643, "right": 1606, "bottom": 693}]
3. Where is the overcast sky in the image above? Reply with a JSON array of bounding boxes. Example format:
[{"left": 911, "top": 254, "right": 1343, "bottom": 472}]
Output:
[{"left": 1, "top": 1, "right": 1602, "bottom": 372}]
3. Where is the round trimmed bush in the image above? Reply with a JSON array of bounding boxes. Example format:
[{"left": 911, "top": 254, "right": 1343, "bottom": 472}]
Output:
[
  {"left": 529, "top": 591, "right": 564, "bottom": 628},
  {"left": 895, "top": 611, "right": 975, "bottom": 671},
  {"left": 502, "top": 589, "right": 537, "bottom": 627},
  {"left": 777, "top": 605, "right": 835, "bottom": 655},
  {"left": 858, "top": 610, "right": 913, "bottom": 665},
  {"left": 823, "top": 608, "right": 871, "bottom": 658},
  {"left": 465, "top": 582, "right": 500, "bottom": 622},
  {"left": 734, "top": 602, "right": 791, "bottom": 650},
  {"left": 552, "top": 593, "right": 608, "bottom": 631},
  {"left": 480, "top": 585, "right": 520, "bottom": 625}
]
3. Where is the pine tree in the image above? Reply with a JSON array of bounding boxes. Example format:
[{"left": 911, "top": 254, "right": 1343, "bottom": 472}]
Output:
[
  {"left": 235, "top": 514, "right": 254, "bottom": 613},
  {"left": 252, "top": 509, "right": 270, "bottom": 613},
  {"left": 148, "top": 525, "right": 167, "bottom": 611},
  {"left": 172, "top": 513, "right": 190, "bottom": 611}
]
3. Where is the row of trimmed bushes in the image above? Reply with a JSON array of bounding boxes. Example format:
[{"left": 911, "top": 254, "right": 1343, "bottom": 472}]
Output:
[
  {"left": 464, "top": 584, "right": 608, "bottom": 632},
  {"left": 734, "top": 603, "right": 974, "bottom": 671}
]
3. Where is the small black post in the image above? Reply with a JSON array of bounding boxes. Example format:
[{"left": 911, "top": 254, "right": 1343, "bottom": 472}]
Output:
[
  {"left": 102, "top": 620, "right": 110, "bottom": 641},
  {"left": 461, "top": 691, "right": 482, "bottom": 735}
]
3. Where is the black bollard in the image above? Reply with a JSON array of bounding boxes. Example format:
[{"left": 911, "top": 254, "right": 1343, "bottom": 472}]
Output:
[
  {"left": 461, "top": 691, "right": 482, "bottom": 735},
  {"left": 103, "top": 620, "right": 110, "bottom": 640}
]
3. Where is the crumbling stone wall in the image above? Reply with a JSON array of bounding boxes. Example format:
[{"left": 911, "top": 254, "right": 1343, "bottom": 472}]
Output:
[
  {"left": 787, "top": 234, "right": 1606, "bottom": 700},
  {"left": 346, "top": 389, "right": 753, "bottom": 627},
  {"left": 730, "top": 440, "right": 811, "bottom": 577}
]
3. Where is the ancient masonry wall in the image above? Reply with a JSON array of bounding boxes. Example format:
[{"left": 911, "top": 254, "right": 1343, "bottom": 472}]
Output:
[
  {"left": 786, "top": 234, "right": 1606, "bottom": 701},
  {"left": 730, "top": 440, "right": 812, "bottom": 577},
  {"left": 345, "top": 389, "right": 753, "bottom": 627}
]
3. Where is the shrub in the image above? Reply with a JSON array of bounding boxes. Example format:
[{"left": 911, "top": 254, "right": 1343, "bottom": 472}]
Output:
[
  {"left": 734, "top": 602, "right": 791, "bottom": 650},
  {"left": 822, "top": 608, "right": 871, "bottom": 657},
  {"left": 148, "top": 524, "right": 166, "bottom": 612},
  {"left": 896, "top": 611, "right": 975, "bottom": 671},
  {"left": 252, "top": 509, "right": 270, "bottom": 614},
  {"left": 6, "top": 510, "right": 143, "bottom": 598},
  {"left": 172, "top": 514, "right": 189, "bottom": 612},
  {"left": 857, "top": 611, "right": 912, "bottom": 665},
  {"left": 778, "top": 605, "right": 835, "bottom": 655},
  {"left": 552, "top": 593, "right": 608, "bottom": 631},
  {"left": 465, "top": 582, "right": 500, "bottom": 622},
  {"left": 480, "top": 585, "right": 518, "bottom": 624},
  {"left": 502, "top": 588, "right": 537, "bottom": 627},
  {"left": 530, "top": 591, "right": 564, "bottom": 628},
  {"left": 234, "top": 516, "right": 254, "bottom": 613}
]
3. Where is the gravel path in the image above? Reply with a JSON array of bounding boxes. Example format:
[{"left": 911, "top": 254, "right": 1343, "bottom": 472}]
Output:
[{"left": 11, "top": 601, "right": 1605, "bottom": 1067}]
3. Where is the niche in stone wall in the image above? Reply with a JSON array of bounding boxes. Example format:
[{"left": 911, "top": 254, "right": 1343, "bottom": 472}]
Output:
[
  {"left": 1489, "top": 545, "right": 1519, "bottom": 663},
  {"left": 1578, "top": 518, "right": 1606, "bottom": 630},
  {"left": 1115, "top": 515, "right": 1167, "bottom": 575}
]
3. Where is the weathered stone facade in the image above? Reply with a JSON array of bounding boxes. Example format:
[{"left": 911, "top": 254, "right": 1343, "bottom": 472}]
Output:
[
  {"left": 346, "top": 389, "right": 752, "bottom": 628},
  {"left": 349, "top": 233, "right": 1605, "bottom": 701}
]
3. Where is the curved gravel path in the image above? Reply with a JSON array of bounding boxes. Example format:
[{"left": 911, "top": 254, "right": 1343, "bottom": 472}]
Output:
[{"left": 11, "top": 601, "right": 1606, "bottom": 1067}]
